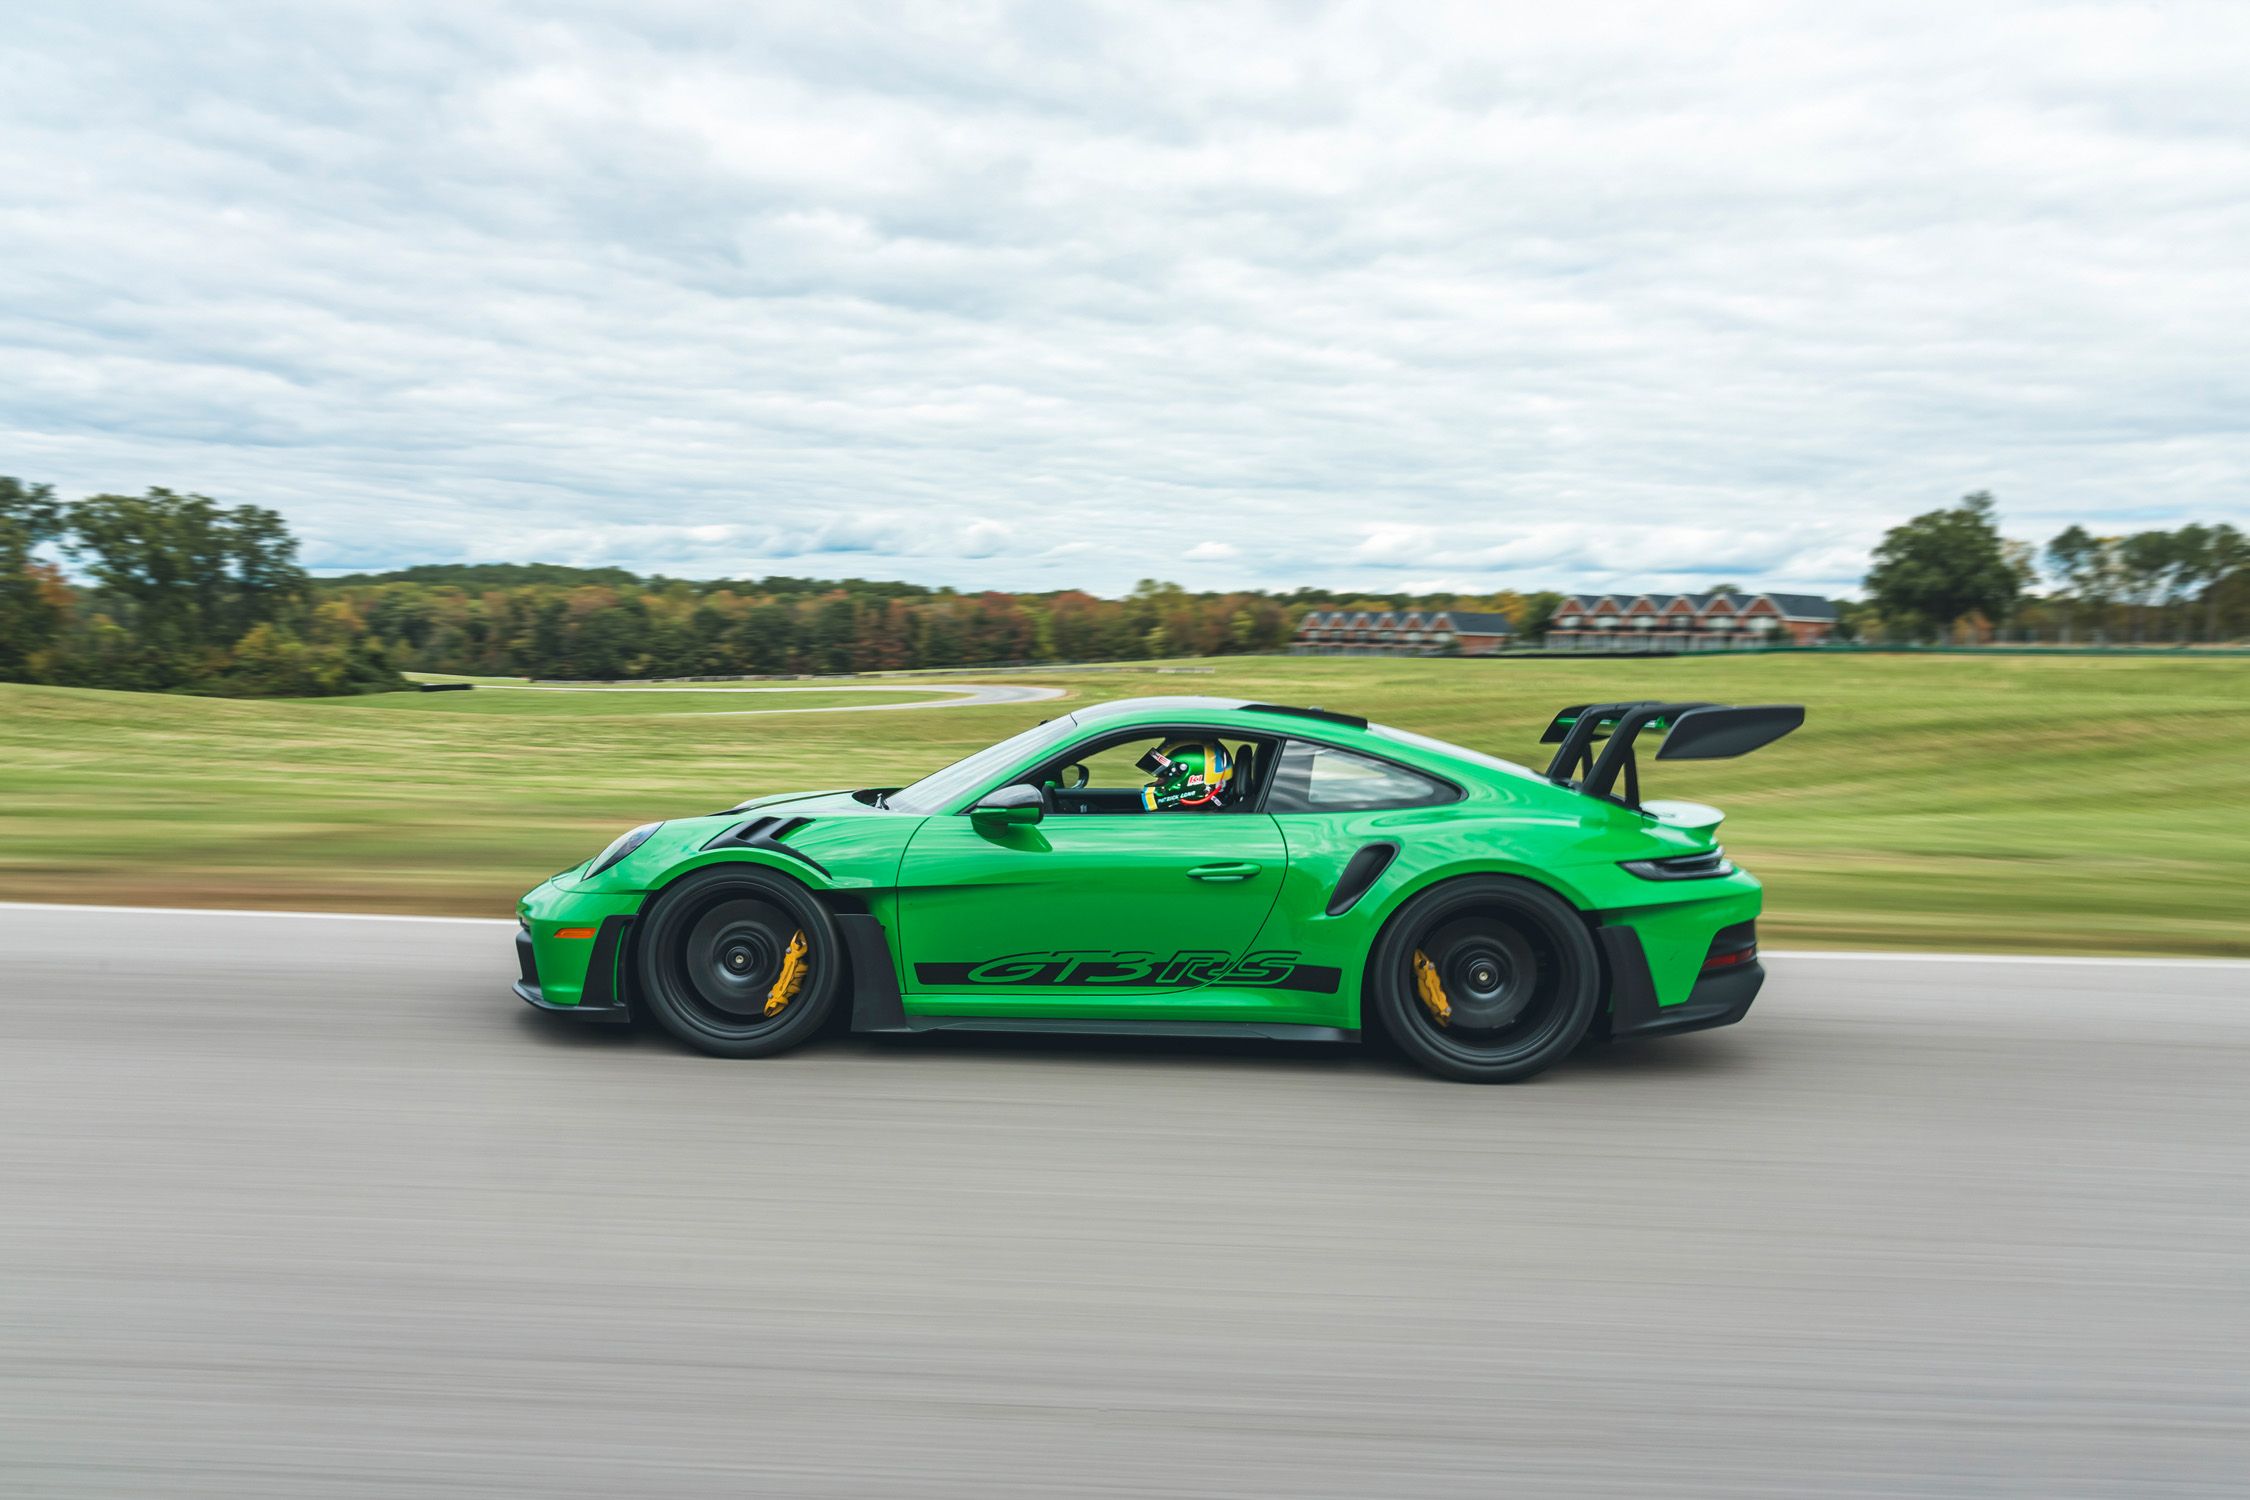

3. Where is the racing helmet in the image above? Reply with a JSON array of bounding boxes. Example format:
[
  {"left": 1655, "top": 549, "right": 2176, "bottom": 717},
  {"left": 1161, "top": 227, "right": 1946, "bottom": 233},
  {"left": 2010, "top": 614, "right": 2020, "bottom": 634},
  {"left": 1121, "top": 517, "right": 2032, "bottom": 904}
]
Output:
[{"left": 1138, "top": 738, "right": 1233, "bottom": 811}]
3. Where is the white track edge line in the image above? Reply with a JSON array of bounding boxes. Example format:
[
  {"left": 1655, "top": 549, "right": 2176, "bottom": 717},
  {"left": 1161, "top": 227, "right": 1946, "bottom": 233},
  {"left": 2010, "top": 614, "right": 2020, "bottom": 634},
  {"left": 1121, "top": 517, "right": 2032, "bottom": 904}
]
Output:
[
  {"left": 1762, "top": 948, "right": 2249, "bottom": 967},
  {"left": 0, "top": 901, "right": 2243, "bottom": 966},
  {"left": 0, "top": 901, "right": 514, "bottom": 926}
]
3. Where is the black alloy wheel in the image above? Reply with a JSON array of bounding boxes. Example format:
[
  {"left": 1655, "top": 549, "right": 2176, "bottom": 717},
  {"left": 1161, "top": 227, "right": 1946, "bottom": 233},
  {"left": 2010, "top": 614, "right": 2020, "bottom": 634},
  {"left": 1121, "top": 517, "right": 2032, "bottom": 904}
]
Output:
[
  {"left": 636, "top": 867, "right": 843, "bottom": 1058},
  {"left": 1369, "top": 877, "right": 1600, "bottom": 1083}
]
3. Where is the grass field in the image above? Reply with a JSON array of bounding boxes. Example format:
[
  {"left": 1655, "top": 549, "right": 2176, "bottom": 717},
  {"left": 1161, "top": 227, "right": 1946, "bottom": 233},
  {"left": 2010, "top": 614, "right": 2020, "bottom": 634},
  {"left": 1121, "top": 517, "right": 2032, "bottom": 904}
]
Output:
[{"left": 3, "top": 655, "right": 2246, "bottom": 955}]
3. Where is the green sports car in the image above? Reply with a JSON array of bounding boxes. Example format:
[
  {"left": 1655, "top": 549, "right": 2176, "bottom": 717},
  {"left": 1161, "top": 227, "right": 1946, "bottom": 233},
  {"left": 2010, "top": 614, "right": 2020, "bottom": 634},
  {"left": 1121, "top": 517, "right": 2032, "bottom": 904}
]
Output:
[{"left": 514, "top": 695, "right": 1803, "bottom": 1083}]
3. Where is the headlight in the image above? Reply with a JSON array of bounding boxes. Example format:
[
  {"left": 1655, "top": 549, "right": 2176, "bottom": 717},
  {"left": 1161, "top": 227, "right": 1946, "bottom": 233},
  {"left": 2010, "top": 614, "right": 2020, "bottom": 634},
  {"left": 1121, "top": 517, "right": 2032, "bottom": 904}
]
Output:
[{"left": 583, "top": 823, "right": 660, "bottom": 880}]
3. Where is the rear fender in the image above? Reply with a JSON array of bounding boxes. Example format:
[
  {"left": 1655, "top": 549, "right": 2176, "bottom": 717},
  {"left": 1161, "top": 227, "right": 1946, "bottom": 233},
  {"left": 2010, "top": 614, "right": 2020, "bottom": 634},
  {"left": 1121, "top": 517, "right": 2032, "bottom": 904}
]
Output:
[{"left": 1257, "top": 812, "right": 1604, "bottom": 1028}]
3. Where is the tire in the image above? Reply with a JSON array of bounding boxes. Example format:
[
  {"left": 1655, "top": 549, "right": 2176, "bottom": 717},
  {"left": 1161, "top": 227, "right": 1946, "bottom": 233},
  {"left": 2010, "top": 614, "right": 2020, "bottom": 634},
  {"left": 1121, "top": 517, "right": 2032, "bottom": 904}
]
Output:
[
  {"left": 1365, "top": 877, "right": 1600, "bottom": 1083},
  {"left": 634, "top": 866, "right": 845, "bottom": 1058}
]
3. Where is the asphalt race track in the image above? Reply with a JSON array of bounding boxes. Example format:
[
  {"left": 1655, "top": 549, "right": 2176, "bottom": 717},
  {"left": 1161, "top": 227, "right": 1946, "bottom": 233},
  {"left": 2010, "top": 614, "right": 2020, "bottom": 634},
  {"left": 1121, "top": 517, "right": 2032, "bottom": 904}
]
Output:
[{"left": 3, "top": 904, "right": 2245, "bottom": 1497}]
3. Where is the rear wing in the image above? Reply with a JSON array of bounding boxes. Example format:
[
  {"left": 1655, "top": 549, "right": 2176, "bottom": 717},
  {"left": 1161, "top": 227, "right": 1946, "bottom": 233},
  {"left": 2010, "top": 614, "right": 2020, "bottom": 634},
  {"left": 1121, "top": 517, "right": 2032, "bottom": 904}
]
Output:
[{"left": 1540, "top": 701, "right": 1804, "bottom": 807}]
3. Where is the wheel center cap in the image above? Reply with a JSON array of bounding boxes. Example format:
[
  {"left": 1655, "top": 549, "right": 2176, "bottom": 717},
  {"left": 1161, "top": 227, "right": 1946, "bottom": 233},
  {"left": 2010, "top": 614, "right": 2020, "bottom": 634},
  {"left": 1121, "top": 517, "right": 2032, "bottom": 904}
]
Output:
[{"left": 1444, "top": 944, "right": 1530, "bottom": 1028}]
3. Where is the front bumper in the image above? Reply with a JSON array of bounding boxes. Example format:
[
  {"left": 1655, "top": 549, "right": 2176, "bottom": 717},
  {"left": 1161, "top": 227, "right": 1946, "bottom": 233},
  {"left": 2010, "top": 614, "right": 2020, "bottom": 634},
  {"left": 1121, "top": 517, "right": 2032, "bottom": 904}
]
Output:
[{"left": 514, "top": 871, "right": 643, "bottom": 1023}]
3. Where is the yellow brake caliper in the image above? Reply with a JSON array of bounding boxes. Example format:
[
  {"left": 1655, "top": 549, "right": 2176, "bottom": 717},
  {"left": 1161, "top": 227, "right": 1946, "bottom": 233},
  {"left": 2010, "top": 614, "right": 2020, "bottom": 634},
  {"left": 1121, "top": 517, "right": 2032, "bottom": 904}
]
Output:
[
  {"left": 1412, "top": 949, "right": 1451, "bottom": 1026},
  {"left": 764, "top": 930, "right": 809, "bottom": 1016}
]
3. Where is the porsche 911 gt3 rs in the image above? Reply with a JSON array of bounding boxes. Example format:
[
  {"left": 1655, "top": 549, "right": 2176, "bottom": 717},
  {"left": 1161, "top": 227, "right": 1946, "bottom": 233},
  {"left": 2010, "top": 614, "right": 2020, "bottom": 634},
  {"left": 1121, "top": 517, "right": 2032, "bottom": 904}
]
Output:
[{"left": 515, "top": 695, "right": 1802, "bottom": 1082}]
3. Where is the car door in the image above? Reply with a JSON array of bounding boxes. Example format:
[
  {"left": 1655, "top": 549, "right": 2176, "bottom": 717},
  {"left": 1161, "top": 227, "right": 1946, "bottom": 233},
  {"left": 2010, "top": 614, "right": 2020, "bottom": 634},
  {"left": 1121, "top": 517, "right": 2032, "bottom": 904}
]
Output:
[{"left": 893, "top": 727, "right": 1289, "bottom": 1019}]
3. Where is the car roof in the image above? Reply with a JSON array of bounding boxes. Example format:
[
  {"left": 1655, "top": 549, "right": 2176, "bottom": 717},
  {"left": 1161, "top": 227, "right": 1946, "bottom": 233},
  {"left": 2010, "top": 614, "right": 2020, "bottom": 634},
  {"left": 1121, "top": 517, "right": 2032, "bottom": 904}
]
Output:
[
  {"left": 1067, "top": 695, "right": 1247, "bottom": 723},
  {"left": 1067, "top": 695, "right": 1349, "bottom": 730},
  {"left": 1062, "top": 696, "right": 1545, "bottom": 787}
]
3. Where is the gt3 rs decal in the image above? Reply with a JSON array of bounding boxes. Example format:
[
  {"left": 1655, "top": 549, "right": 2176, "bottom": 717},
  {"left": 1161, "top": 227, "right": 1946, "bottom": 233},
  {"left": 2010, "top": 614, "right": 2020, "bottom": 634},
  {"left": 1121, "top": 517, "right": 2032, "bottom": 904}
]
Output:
[{"left": 914, "top": 949, "right": 1342, "bottom": 994}]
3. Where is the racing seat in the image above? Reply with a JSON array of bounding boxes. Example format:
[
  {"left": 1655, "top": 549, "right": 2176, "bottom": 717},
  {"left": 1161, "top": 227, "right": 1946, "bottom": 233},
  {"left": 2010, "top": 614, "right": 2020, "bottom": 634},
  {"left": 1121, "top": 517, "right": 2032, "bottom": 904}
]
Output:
[{"left": 1231, "top": 741, "right": 1259, "bottom": 810}]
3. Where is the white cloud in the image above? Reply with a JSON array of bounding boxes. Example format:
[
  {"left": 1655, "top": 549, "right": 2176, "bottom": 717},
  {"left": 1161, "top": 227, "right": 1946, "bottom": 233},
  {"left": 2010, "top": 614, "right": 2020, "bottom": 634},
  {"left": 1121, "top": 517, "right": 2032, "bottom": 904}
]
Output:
[
  {"left": 1353, "top": 527, "right": 1440, "bottom": 565},
  {"left": 3, "top": 2, "right": 2246, "bottom": 598}
]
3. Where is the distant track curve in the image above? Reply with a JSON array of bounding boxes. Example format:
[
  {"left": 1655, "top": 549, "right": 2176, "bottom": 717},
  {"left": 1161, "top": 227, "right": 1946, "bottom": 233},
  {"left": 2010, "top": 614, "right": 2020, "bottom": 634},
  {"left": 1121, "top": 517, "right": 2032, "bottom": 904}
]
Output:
[{"left": 473, "top": 680, "right": 1067, "bottom": 717}]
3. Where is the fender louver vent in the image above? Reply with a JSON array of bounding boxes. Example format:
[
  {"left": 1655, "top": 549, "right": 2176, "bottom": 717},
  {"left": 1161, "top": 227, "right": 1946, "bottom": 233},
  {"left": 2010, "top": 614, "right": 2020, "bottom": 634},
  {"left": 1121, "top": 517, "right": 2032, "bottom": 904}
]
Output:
[{"left": 700, "top": 816, "right": 827, "bottom": 875}]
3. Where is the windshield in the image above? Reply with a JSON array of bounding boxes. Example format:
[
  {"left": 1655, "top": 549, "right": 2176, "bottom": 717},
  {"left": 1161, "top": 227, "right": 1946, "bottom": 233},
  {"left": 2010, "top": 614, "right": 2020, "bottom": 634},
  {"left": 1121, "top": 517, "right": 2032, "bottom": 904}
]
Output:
[{"left": 884, "top": 716, "right": 1083, "bottom": 814}]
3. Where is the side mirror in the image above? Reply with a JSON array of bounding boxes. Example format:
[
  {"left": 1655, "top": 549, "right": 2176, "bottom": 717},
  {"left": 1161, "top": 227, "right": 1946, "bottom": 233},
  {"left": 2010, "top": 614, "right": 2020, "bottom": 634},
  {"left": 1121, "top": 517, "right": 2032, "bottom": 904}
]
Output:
[{"left": 970, "top": 783, "right": 1046, "bottom": 829}]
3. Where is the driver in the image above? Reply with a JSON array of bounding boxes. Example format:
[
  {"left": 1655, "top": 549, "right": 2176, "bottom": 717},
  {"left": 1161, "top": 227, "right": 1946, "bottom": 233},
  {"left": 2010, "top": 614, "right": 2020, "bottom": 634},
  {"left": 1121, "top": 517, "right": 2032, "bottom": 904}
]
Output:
[{"left": 1138, "top": 738, "right": 1232, "bottom": 811}]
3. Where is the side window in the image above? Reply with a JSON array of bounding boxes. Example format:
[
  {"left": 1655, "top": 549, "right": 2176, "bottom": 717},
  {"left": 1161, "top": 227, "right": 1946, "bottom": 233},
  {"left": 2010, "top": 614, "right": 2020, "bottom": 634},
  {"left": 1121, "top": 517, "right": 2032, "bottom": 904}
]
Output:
[
  {"left": 1265, "top": 740, "right": 1455, "bottom": 813},
  {"left": 1031, "top": 731, "right": 1268, "bottom": 815},
  {"left": 1072, "top": 737, "right": 1167, "bottom": 793}
]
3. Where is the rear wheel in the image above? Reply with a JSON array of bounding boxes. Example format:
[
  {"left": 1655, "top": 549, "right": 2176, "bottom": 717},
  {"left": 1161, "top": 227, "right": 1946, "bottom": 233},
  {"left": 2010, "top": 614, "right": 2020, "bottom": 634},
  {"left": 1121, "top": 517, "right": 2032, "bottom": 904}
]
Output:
[
  {"left": 1367, "top": 878, "right": 1599, "bottom": 1083},
  {"left": 635, "top": 867, "right": 843, "bottom": 1058}
]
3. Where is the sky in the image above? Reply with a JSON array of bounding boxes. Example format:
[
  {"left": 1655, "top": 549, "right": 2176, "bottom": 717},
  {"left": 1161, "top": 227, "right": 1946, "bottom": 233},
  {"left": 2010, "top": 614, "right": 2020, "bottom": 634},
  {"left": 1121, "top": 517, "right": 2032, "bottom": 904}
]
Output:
[{"left": 4, "top": 2, "right": 2247, "bottom": 598}]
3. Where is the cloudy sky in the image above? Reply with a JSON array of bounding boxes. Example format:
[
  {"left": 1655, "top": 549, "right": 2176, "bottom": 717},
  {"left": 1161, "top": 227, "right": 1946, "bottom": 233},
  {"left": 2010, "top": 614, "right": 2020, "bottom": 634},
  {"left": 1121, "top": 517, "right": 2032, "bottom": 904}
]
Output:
[{"left": 5, "top": 2, "right": 2246, "bottom": 596}]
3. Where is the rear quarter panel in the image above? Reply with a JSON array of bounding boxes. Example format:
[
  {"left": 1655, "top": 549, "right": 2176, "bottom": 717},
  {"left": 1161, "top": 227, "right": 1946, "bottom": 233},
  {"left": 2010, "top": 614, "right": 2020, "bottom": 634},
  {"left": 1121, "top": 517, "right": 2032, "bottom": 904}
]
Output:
[{"left": 1259, "top": 788, "right": 1762, "bottom": 1026}]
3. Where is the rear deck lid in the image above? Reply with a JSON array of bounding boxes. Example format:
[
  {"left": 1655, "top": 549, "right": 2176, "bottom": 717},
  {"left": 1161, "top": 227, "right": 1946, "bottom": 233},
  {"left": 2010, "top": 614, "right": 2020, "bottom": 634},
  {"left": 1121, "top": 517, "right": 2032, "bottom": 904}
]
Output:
[{"left": 1641, "top": 798, "right": 1724, "bottom": 837}]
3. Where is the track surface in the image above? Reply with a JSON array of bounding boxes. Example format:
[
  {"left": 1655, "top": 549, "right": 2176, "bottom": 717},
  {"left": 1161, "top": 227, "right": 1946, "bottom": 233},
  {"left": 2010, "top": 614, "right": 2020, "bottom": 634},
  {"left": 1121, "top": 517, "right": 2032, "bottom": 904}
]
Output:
[{"left": 4, "top": 906, "right": 2245, "bottom": 1497}]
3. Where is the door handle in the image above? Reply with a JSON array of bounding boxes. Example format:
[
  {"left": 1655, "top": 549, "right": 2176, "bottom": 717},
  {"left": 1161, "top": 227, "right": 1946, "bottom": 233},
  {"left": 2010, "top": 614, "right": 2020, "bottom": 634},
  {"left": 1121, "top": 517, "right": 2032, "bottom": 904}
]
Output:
[{"left": 1187, "top": 861, "right": 1263, "bottom": 882}]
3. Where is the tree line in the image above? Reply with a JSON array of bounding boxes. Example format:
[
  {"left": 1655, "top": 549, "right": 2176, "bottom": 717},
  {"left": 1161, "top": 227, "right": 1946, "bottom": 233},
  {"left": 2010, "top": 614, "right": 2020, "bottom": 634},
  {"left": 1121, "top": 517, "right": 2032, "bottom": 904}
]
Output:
[
  {"left": 8, "top": 477, "right": 2242, "bottom": 699},
  {"left": 1859, "top": 492, "right": 2250, "bottom": 644},
  {"left": 1, "top": 479, "right": 404, "bottom": 695},
  {"left": 328, "top": 569, "right": 1304, "bottom": 681},
  {"left": 316, "top": 567, "right": 1548, "bottom": 683},
  {"left": 2, "top": 480, "right": 1528, "bottom": 694}
]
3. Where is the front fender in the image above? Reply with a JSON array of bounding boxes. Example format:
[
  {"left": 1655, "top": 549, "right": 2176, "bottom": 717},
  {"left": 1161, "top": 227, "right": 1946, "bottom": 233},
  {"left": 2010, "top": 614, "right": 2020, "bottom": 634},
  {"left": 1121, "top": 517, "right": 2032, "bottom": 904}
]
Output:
[{"left": 574, "top": 812, "right": 922, "bottom": 898}]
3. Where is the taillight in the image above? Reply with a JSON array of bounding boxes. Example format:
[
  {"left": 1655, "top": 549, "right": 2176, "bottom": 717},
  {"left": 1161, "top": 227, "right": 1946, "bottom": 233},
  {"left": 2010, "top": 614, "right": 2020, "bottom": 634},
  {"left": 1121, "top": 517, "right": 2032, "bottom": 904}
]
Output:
[
  {"left": 1702, "top": 920, "right": 1757, "bottom": 973},
  {"left": 1620, "top": 847, "right": 1734, "bottom": 881}
]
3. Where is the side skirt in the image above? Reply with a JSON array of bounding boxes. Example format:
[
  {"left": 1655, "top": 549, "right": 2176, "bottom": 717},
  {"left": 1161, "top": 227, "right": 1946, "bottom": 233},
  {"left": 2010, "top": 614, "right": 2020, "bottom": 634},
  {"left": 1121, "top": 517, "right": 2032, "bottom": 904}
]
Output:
[{"left": 894, "top": 1017, "right": 1356, "bottom": 1043}]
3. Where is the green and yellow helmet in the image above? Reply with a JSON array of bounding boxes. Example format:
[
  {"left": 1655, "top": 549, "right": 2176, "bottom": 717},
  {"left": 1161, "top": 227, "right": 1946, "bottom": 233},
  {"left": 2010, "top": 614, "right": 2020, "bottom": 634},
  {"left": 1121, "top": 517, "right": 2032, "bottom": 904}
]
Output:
[{"left": 1138, "top": 738, "right": 1233, "bottom": 811}]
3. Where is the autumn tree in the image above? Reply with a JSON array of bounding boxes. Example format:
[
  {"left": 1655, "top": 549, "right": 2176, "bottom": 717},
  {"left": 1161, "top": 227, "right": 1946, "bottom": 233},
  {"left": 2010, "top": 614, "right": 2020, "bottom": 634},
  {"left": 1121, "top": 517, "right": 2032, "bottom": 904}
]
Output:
[
  {"left": 1864, "top": 492, "right": 2021, "bottom": 642},
  {"left": 0, "top": 476, "right": 65, "bottom": 674}
]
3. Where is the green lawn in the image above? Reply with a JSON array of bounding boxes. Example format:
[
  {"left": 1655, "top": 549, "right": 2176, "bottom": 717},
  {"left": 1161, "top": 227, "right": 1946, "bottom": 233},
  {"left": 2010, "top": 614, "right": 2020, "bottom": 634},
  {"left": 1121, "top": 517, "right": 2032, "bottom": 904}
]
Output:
[{"left": 2, "top": 655, "right": 2244, "bottom": 955}]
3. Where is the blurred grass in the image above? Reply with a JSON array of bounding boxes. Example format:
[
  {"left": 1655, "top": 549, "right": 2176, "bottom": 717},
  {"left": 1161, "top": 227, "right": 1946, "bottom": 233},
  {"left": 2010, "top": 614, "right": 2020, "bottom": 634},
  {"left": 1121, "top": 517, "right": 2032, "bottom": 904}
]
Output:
[{"left": 2, "top": 655, "right": 2245, "bottom": 955}]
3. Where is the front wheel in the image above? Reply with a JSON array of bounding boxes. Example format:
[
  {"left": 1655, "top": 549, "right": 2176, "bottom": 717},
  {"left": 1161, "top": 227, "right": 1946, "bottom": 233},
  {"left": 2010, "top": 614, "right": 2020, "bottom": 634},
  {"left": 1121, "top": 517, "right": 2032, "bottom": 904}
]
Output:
[
  {"left": 1366, "top": 878, "right": 1600, "bottom": 1083},
  {"left": 634, "top": 867, "right": 844, "bottom": 1058}
]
